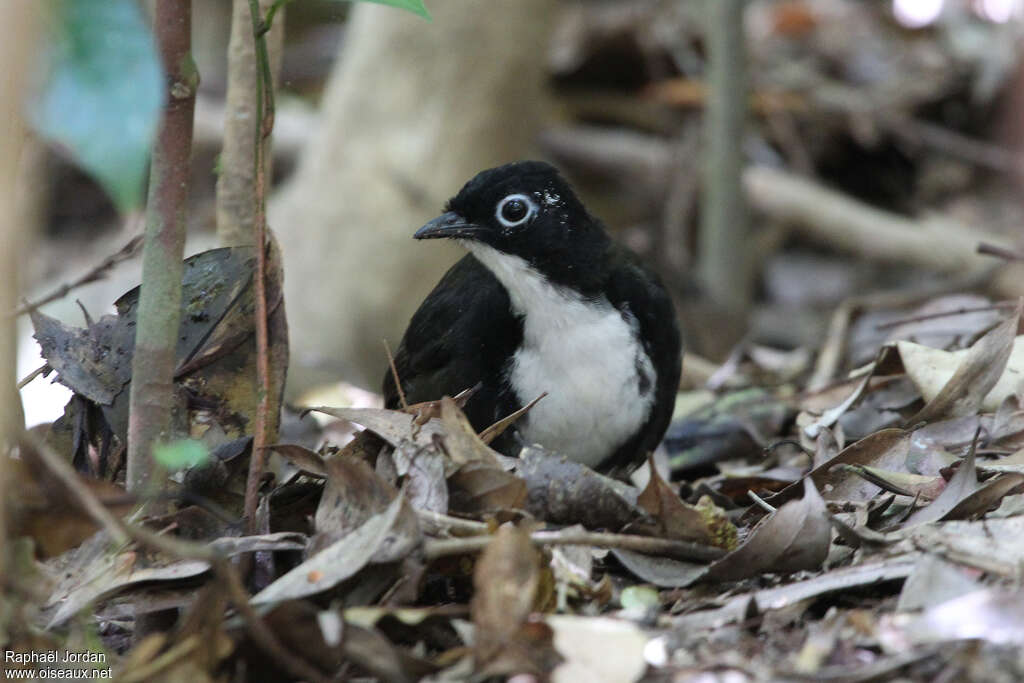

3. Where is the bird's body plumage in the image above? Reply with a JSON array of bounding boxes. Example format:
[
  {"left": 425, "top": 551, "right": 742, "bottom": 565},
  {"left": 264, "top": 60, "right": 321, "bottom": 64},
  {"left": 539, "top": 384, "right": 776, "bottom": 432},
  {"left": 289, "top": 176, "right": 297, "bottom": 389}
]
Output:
[{"left": 384, "top": 161, "right": 681, "bottom": 471}]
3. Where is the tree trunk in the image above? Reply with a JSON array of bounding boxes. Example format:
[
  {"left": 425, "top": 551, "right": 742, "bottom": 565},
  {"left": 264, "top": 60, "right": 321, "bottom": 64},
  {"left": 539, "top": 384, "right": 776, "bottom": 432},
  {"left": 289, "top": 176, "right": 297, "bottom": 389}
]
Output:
[
  {"left": 0, "top": 1, "right": 37, "bottom": 589},
  {"left": 216, "top": 0, "right": 284, "bottom": 247},
  {"left": 698, "top": 0, "right": 751, "bottom": 316},
  {"left": 271, "top": 0, "right": 558, "bottom": 393}
]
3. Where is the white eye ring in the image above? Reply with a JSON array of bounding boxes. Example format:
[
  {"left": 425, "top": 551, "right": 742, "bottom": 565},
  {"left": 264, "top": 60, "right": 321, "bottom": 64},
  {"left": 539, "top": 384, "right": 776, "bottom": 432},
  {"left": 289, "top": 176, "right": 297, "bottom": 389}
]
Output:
[{"left": 495, "top": 193, "right": 537, "bottom": 228}]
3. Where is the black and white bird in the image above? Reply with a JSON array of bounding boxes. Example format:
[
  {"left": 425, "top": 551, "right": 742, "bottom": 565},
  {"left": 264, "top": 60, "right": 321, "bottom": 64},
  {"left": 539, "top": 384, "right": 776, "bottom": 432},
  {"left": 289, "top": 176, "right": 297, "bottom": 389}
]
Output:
[{"left": 383, "top": 161, "right": 681, "bottom": 471}]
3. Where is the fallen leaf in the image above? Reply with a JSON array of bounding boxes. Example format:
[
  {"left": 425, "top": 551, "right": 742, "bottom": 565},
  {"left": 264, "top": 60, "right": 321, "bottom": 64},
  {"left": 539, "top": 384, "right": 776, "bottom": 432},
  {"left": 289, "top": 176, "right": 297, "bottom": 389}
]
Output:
[
  {"left": 313, "top": 457, "right": 401, "bottom": 545},
  {"left": 266, "top": 443, "right": 328, "bottom": 477},
  {"left": 46, "top": 530, "right": 211, "bottom": 628},
  {"left": 471, "top": 523, "right": 561, "bottom": 678},
  {"left": 883, "top": 589, "right": 1024, "bottom": 647},
  {"left": 548, "top": 615, "right": 649, "bottom": 683},
  {"left": 768, "top": 428, "right": 912, "bottom": 505},
  {"left": 905, "top": 443, "right": 1024, "bottom": 525},
  {"left": 902, "top": 303, "right": 1022, "bottom": 424},
  {"left": 896, "top": 555, "right": 981, "bottom": 611},
  {"left": 439, "top": 396, "right": 506, "bottom": 467},
  {"left": 635, "top": 455, "right": 736, "bottom": 548},
  {"left": 448, "top": 461, "right": 527, "bottom": 513},
  {"left": 250, "top": 494, "right": 419, "bottom": 605},
  {"left": 306, "top": 405, "right": 445, "bottom": 449},
  {"left": 708, "top": 478, "right": 830, "bottom": 581}
]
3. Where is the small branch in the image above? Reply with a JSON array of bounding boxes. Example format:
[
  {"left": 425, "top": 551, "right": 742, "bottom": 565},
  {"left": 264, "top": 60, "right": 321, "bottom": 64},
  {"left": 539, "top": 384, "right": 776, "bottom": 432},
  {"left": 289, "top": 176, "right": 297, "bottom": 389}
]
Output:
[
  {"left": 415, "top": 508, "right": 489, "bottom": 536},
  {"left": 874, "top": 302, "right": 1016, "bottom": 331},
  {"left": 423, "top": 528, "right": 726, "bottom": 562},
  {"left": 14, "top": 231, "right": 143, "bottom": 317},
  {"left": 16, "top": 363, "right": 48, "bottom": 390},
  {"left": 978, "top": 242, "right": 1024, "bottom": 262}
]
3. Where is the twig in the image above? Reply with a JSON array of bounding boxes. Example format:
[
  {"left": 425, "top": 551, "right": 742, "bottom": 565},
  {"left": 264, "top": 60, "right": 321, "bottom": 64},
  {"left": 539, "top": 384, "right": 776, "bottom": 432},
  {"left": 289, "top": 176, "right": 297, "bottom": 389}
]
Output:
[
  {"left": 16, "top": 363, "right": 48, "bottom": 390},
  {"left": 383, "top": 338, "right": 407, "bottom": 409},
  {"left": 978, "top": 242, "right": 1024, "bottom": 262},
  {"left": 747, "top": 490, "right": 777, "bottom": 514},
  {"left": 13, "top": 232, "right": 143, "bottom": 317},
  {"left": 874, "top": 302, "right": 1015, "bottom": 331},
  {"left": 242, "top": 0, "right": 277, "bottom": 534},
  {"left": 415, "top": 508, "right": 489, "bottom": 536},
  {"left": 423, "top": 528, "right": 726, "bottom": 562}
]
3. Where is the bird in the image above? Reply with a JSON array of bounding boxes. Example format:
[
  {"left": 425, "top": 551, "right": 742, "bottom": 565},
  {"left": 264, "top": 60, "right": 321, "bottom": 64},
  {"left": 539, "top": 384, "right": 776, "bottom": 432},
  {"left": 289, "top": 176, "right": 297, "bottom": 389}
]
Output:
[{"left": 383, "top": 160, "right": 681, "bottom": 472}]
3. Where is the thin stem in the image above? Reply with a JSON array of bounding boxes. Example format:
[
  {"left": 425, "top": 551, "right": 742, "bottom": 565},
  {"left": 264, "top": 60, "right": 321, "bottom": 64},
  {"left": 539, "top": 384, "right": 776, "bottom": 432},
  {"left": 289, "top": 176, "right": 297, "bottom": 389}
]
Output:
[
  {"left": 423, "top": 528, "right": 726, "bottom": 562},
  {"left": 242, "top": 0, "right": 276, "bottom": 533},
  {"left": 262, "top": 0, "right": 294, "bottom": 33}
]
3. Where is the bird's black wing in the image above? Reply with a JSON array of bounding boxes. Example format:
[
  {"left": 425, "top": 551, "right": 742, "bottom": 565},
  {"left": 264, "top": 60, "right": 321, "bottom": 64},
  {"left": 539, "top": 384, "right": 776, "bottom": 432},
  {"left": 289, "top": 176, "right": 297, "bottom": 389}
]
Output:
[
  {"left": 383, "top": 254, "right": 522, "bottom": 430},
  {"left": 604, "top": 249, "right": 683, "bottom": 470}
]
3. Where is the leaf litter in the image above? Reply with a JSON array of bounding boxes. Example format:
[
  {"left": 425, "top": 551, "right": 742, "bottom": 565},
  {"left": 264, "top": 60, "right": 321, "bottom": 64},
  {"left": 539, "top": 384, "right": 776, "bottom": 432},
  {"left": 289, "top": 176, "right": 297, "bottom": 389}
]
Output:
[{"left": 14, "top": 272, "right": 1024, "bottom": 680}]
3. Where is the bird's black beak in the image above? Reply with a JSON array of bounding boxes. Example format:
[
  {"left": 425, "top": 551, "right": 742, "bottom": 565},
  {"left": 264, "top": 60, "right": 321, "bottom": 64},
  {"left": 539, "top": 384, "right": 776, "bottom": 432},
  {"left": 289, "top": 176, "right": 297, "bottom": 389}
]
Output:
[{"left": 414, "top": 211, "right": 482, "bottom": 240}]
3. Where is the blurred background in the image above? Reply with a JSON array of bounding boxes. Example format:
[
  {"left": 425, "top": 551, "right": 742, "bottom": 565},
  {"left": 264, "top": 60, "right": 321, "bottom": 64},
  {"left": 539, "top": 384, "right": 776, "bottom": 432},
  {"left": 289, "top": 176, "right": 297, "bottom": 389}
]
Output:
[{"left": 19, "top": 0, "right": 1024, "bottom": 424}]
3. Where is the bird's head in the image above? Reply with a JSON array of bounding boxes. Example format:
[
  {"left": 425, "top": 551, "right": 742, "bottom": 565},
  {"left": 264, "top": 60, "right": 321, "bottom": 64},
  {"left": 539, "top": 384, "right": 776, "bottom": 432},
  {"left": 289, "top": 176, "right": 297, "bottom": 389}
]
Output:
[{"left": 414, "top": 161, "right": 610, "bottom": 292}]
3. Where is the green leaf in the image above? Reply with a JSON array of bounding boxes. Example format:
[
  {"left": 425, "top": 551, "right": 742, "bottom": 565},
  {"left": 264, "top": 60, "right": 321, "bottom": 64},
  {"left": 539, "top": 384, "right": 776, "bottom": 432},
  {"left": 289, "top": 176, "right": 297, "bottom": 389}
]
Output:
[
  {"left": 153, "top": 440, "right": 209, "bottom": 471},
  {"left": 31, "top": 0, "right": 165, "bottom": 210},
  {"left": 341, "top": 0, "right": 431, "bottom": 21}
]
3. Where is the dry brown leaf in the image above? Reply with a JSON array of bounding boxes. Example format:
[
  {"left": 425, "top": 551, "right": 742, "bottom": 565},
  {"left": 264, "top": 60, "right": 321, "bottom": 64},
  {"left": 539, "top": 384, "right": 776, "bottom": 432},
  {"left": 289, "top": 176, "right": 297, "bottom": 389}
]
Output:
[
  {"left": 471, "top": 523, "right": 561, "bottom": 677},
  {"left": 306, "top": 405, "right": 445, "bottom": 448},
  {"left": 708, "top": 478, "right": 830, "bottom": 581},
  {"left": 438, "top": 396, "right": 505, "bottom": 467},
  {"left": 267, "top": 443, "right": 328, "bottom": 477},
  {"left": 905, "top": 443, "right": 1024, "bottom": 525},
  {"left": 250, "top": 493, "right": 420, "bottom": 605},
  {"left": 769, "top": 428, "right": 913, "bottom": 505},
  {"left": 635, "top": 455, "right": 736, "bottom": 548},
  {"left": 904, "top": 303, "right": 1022, "bottom": 425},
  {"left": 448, "top": 461, "right": 527, "bottom": 513},
  {"left": 313, "top": 457, "right": 400, "bottom": 546}
]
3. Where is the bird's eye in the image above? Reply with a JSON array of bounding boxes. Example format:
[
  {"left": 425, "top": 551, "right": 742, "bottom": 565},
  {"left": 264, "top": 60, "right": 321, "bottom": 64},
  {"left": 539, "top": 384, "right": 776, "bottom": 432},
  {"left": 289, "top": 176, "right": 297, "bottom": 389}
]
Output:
[{"left": 496, "top": 194, "right": 536, "bottom": 228}]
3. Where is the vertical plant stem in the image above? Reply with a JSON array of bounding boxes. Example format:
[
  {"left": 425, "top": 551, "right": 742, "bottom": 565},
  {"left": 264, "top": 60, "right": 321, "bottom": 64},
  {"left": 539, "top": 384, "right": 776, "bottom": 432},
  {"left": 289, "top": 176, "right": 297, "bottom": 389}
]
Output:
[
  {"left": 216, "top": 0, "right": 284, "bottom": 247},
  {"left": 126, "top": 0, "right": 198, "bottom": 496},
  {"left": 0, "top": 1, "right": 38, "bottom": 585},
  {"left": 698, "top": 0, "right": 751, "bottom": 315},
  {"left": 241, "top": 0, "right": 278, "bottom": 532}
]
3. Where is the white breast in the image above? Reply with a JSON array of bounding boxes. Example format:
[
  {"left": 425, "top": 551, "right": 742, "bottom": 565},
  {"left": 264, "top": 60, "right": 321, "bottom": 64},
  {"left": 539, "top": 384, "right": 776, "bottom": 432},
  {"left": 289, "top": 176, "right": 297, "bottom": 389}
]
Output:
[{"left": 465, "top": 242, "right": 656, "bottom": 467}]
